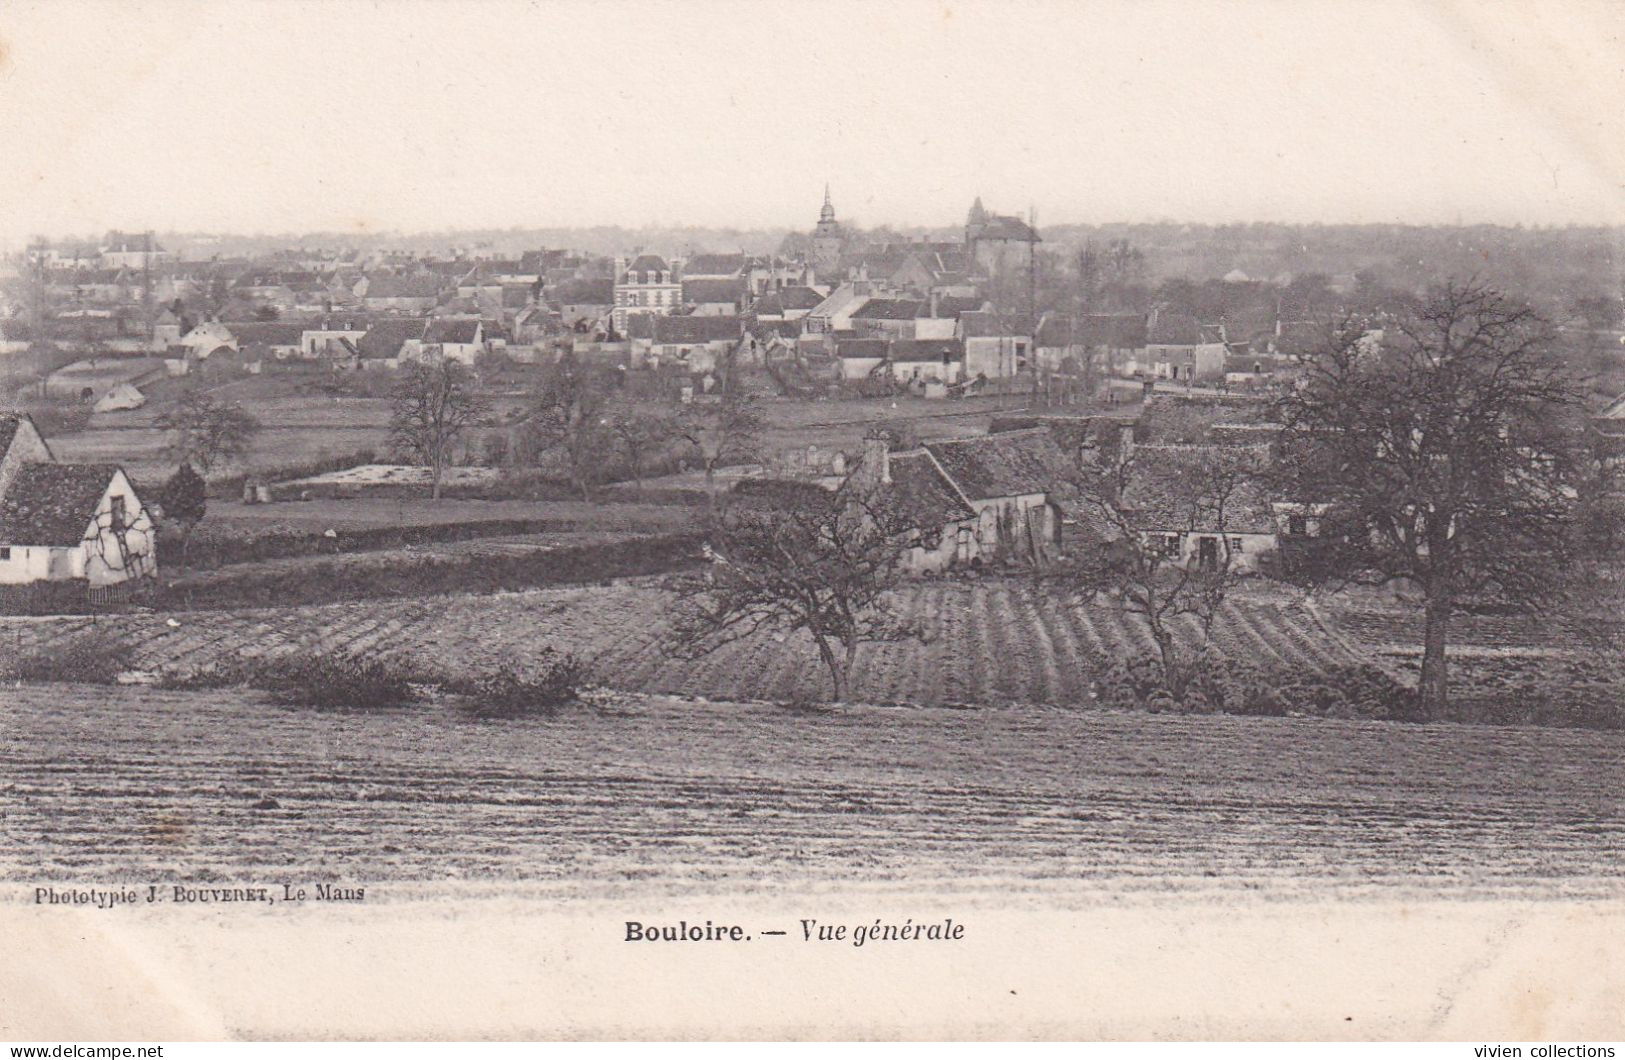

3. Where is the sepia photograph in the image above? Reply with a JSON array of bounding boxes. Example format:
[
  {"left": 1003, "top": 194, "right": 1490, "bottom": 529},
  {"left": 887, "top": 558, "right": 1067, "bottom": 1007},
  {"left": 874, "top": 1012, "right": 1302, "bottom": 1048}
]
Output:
[{"left": 0, "top": 0, "right": 1622, "bottom": 1046}]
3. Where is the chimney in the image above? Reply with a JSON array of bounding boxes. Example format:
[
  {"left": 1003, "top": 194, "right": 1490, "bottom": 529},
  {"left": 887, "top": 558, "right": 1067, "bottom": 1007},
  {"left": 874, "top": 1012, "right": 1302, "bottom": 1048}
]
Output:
[
  {"left": 1118, "top": 420, "right": 1136, "bottom": 466},
  {"left": 863, "top": 436, "right": 891, "bottom": 485},
  {"left": 930, "top": 290, "right": 941, "bottom": 318}
]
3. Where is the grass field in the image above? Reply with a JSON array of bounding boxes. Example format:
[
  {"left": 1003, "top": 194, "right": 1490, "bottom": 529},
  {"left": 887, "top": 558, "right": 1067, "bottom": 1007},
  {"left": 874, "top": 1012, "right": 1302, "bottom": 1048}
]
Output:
[
  {"left": 2, "top": 683, "right": 1620, "bottom": 901},
  {"left": 199, "top": 496, "right": 695, "bottom": 531},
  {"left": 51, "top": 422, "right": 390, "bottom": 486},
  {"left": 51, "top": 377, "right": 1049, "bottom": 488}
]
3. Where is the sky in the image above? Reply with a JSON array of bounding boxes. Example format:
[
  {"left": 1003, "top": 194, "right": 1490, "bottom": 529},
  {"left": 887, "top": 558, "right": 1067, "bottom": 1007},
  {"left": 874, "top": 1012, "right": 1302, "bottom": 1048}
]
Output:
[{"left": 1, "top": 0, "right": 1623, "bottom": 248}]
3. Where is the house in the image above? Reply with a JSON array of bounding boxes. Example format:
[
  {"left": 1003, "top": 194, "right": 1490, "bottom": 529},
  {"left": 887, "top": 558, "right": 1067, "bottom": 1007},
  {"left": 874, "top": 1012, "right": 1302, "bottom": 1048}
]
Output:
[
  {"left": 178, "top": 320, "right": 238, "bottom": 356},
  {"left": 855, "top": 429, "right": 1069, "bottom": 572},
  {"left": 682, "top": 253, "right": 749, "bottom": 280},
  {"left": 1115, "top": 443, "right": 1279, "bottom": 574},
  {"left": 550, "top": 277, "right": 615, "bottom": 330},
  {"left": 424, "top": 319, "right": 484, "bottom": 364},
  {"left": 0, "top": 463, "right": 157, "bottom": 586},
  {"left": 0, "top": 414, "right": 54, "bottom": 501},
  {"left": 625, "top": 313, "right": 742, "bottom": 371},
  {"left": 773, "top": 286, "right": 825, "bottom": 321},
  {"left": 45, "top": 358, "right": 167, "bottom": 403},
  {"left": 749, "top": 257, "right": 816, "bottom": 296},
  {"left": 360, "top": 273, "right": 443, "bottom": 312},
  {"left": 913, "top": 294, "right": 985, "bottom": 340},
  {"left": 888, "top": 339, "right": 965, "bottom": 386},
  {"left": 453, "top": 265, "right": 507, "bottom": 306},
  {"left": 850, "top": 298, "right": 925, "bottom": 340},
  {"left": 803, "top": 282, "right": 888, "bottom": 334},
  {"left": 1034, "top": 312, "right": 1148, "bottom": 375},
  {"left": 1142, "top": 313, "right": 1227, "bottom": 382},
  {"left": 963, "top": 198, "right": 1040, "bottom": 275},
  {"left": 151, "top": 306, "right": 186, "bottom": 349},
  {"left": 612, "top": 254, "right": 683, "bottom": 332},
  {"left": 301, "top": 319, "right": 372, "bottom": 362},
  {"left": 682, "top": 277, "right": 751, "bottom": 316},
  {"left": 98, "top": 231, "right": 172, "bottom": 270},
  {"left": 959, "top": 311, "right": 1033, "bottom": 379},
  {"left": 94, "top": 383, "right": 147, "bottom": 413},
  {"left": 356, "top": 319, "right": 429, "bottom": 370},
  {"left": 834, "top": 338, "right": 889, "bottom": 381},
  {"left": 228, "top": 322, "right": 306, "bottom": 364}
]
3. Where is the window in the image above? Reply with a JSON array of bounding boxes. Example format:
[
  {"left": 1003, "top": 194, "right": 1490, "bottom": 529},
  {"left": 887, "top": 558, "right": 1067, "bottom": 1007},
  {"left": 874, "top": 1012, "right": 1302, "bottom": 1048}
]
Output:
[
  {"left": 109, "top": 496, "right": 127, "bottom": 532},
  {"left": 0, "top": 547, "right": 10, "bottom": 561},
  {"left": 1229, "top": 537, "right": 1244, "bottom": 552},
  {"left": 1162, "top": 534, "right": 1182, "bottom": 557},
  {"left": 1288, "top": 514, "right": 1307, "bottom": 537}
]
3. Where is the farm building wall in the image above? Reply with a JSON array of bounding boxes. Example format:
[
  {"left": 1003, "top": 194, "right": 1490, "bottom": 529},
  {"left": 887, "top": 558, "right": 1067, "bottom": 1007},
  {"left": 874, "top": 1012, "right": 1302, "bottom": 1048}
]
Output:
[
  {"left": 838, "top": 357, "right": 885, "bottom": 381},
  {"left": 889, "top": 360, "right": 962, "bottom": 385},
  {"left": 905, "top": 516, "right": 978, "bottom": 573},
  {"left": 0, "top": 545, "right": 55, "bottom": 584},
  {"left": 971, "top": 493, "right": 1056, "bottom": 560},
  {"left": 1139, "top": 529, "right": 1278, "bottom": 574}
]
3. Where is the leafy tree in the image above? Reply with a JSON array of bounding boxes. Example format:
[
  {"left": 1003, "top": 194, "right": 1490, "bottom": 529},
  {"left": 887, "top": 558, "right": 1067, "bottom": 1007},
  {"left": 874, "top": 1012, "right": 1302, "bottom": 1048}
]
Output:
[
  {"left": 157, "top": 463, "right": 207, "bottom": 577},
  {"left": 666, "top": 479, "right": 935, "bottom": 701},
  {"left": 1270, "top": 280, "right": 1586, "bottom": 718},
  {"left": 155, "top": 387, "right": 261, "bottom": 476},
  {"left": 521, "top": 352, "right": 616, "bottom": 500},
  {"left": 388, "top": 360, "right": 490, "bottom": 500}
]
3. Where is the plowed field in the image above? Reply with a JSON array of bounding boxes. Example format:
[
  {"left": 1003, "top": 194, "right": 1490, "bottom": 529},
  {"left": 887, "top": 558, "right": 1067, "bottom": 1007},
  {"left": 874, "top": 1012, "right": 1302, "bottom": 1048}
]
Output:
[
  {"left": 0, "top": 581, "right": 1365, "bottom": 705},
  {"left": 2, "top": 685, "right": 1620, "bottom": 901}
]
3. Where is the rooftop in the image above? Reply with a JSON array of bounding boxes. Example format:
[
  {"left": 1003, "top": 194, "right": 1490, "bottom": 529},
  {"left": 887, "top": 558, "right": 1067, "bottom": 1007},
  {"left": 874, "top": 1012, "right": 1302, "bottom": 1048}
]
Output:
[
  {"left": 922, "top": 429, "right": 1069, "bottom": 501},
  {"left": 0, "top": 463, "right": 124, "bottom": 547}
]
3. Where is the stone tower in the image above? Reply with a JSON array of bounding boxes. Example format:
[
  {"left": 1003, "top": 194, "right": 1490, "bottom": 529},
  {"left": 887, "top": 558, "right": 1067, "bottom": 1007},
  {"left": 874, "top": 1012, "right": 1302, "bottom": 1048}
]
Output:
[{"left": 811, "top": 184, "right": 844, "bottom": 272}]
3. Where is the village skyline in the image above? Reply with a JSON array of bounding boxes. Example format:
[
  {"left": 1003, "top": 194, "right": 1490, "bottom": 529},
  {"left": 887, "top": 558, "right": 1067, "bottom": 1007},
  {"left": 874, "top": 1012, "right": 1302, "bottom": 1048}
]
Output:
[{"left": 4, "top": 0, "right": 1624, "bottom": 1044}]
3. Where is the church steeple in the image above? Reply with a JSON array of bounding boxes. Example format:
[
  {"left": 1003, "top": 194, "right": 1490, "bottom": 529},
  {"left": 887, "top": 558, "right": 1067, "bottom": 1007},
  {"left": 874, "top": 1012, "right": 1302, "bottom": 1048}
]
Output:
[{"left": 811, "top": 184, "right": 843, "bottom": 271}]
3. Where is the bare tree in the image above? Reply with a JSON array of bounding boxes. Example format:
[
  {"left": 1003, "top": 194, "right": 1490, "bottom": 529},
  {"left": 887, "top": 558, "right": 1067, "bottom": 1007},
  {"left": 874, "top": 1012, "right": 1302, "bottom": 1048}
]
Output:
[
  {"left": 155, "top": 387, "right": 261, "bottom": 476},
  {"left": 389, "top": 360, "right": 490, "bottom": 501},
  {"left": 666, "top": 479, "right": 935, "bottom": 702},
  {"left": 605, "top": 403, "right": 674, "bottom": 499},
  {"left": 673, "top": 393, "right": 763, "bottom": 504},
  {"left": 1045, "top": 441, "right": 1263, "bottom": 698},
  {"left": 1270, "top": 280, "right": 1586, "bottom": 718},
  {"left": 1076, "top": 238, "right": 1146, "bottom": 313},
  {"left": 520, "top": 352, "right": 616, "bottom": 501}
]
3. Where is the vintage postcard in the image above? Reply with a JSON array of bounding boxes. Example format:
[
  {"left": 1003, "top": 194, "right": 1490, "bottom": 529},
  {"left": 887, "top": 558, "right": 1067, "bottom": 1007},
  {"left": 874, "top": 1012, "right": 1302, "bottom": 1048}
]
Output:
[{"left": 0, "top": 0, "right": 1622, "bottom": 1044}]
